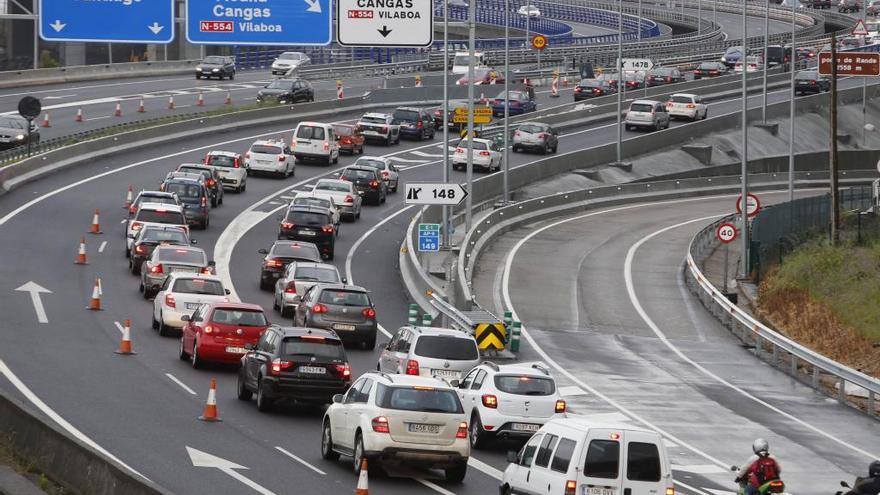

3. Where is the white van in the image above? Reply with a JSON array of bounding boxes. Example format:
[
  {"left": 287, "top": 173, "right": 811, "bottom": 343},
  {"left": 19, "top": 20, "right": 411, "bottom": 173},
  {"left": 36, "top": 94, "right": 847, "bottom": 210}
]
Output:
[
  {"left": 452, "top": 51, "right": 487, "bottom": 75},
  {"left": 501, "top": 418, "right": 674, "bottom": 495},
  {"left": 291, "top": 122, "right": 340, "bottom": 165}
]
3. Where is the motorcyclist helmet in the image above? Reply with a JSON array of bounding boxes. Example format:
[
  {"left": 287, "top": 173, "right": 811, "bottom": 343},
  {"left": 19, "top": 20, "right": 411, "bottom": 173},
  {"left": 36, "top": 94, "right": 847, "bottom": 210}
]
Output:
[
  {"left": 870, "top": 460, "right": 880, "bottom": 477},
  {"left": 752, "top": 438, "right": 769, "bottom": 456}
]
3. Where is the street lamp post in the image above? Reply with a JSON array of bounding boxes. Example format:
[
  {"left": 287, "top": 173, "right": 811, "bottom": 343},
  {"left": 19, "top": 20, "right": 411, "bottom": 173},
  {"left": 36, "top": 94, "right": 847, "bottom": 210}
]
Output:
[
  {"left": 740, "top": 0, "right": 750, "bottom": 279},
  {"left": 442, "top": 0, "right": 450, "bottom": 247},
  {"left": 503, "top": 0, "right": 510, "bottom": 205},
  {"left": 788, "top": 0, "right": 796, "bottom": 202},
  {"left": 465, "top": 0, "right": 475, "bottom": 233},
  {"left": 762, "top": 0, "right": 769, "bottom": 122},
  {"left": 616, "top": 0, "right": 623, "bottom": 165}
]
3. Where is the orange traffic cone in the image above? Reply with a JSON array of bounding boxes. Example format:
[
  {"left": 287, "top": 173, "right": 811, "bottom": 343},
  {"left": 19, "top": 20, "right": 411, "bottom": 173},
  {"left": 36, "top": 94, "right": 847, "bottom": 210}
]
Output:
[
  {"left": 123, "top": 185, "right": 133, "bottom": 208},
  {"left": 355, "top": 458, "right": 369, "bottom": 494},
  {"left": 115, "top": 319, "right": 136, "bottom": 355},
  {"left": 75, "top": 237, "right": 88, "bottom": 265},
  {"left": 224, "top": 91, "right": 232, "bottom": 105},
  {"left": 113, "top": 102, "right": 122, "bottom": 117},
  {"left": 198, "top": 378, "right": 222, "bottom": 422},
  {"left": 41, "top": 112, "right": 51, "bottom": 128},
  {"left": 196, "top": 92, "right": 205, "bottom": 107},
  {"left": 87, "top": 277, "right": 102, "bottom": 311},
  {"left": 137, "top": 98, "right": 146, "bottom": 113},
  {"left": 168, "top": 96, "right": 175, "bottom": 110},
  {"left": 75, "top": 107, "right": 84, "bottom": 122},
  {"left": 88, "top": 209, "right": 102, "bottom": 234}
]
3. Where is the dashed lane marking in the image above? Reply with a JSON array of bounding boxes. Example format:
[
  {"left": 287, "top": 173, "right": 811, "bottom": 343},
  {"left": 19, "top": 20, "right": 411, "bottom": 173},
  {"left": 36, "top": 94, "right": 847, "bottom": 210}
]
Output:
[
  {"left": 165, "top": 373, "right": 198, "bottom": 396},
  {"left": 274, "top": 446, "right": 326, "bottom": 475},
  {"left": 98, "top": 241, "right": 107, "bottom": 253}
]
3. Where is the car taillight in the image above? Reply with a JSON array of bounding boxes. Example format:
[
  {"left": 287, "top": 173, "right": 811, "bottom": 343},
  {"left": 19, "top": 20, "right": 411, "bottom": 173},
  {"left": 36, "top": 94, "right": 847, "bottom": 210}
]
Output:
[
  {"left": 538, "top": 133, "right": 549, "bottom": 139},
  {"left": 201, "top": 267, "right": 212, "bottom": 274},
  {"left": 207, "top": 179, "right": 216, "bottom": 187},
  {"left": 312, "top": 303, "right": 328, "bottom": 314},
  {"left": 574, "top": 87, "right": 582, "bottom": 93},
  {"left": 666, "top": 76, "right": 672, "bottom": 82},
  {"left": 134, "top": 245, "right": 146, "bottom": 254},
  {"left": 455, "top": 147, "right": 463, "bottom": 153},
  {"left": 234, "top": 158, "right": 240, "bottom": 168},
  {"left": 455, "top": 421, "right": 468, "bottom": 439},
  {"left": 323, "top": 141, "right": 330, "bottom": 151},
  {"left": 370, "top": 180, "right": 379, "bottom": 189},
  {"left": 334, "top": 363, "right": 352, "bottom": 379},
  {"left": 372, "top": 416, "right": 390, "bottom": 433},
  {"left": 281, "top": 221, "right": 294, "bottom": 229},
  {"left": 565, "top": 480, "right": 577, "bottom": 495},
  {"left": 270, "top": 358, "right": 293, "bottom": 376},
  {"left": 245, "top": 152, "right": 250, "bottom": 159},
  {"left": 593, "top": 88, "right": 601, "bottom": 93},
  {"left": 380, "top": 170, "right": 390, "bottom": 178},
  {"left": 405, "top": 359, "right": 419, "bottom": 375},
  {"left": 686, "top": 104, "right": 696, "bottom": 109},
  {"left": 710, "top": 70, "right": 718, "bottom": 75},
  {"left": 131, "top": 222, "right": 143, "bottom": 232},
  {"left": 164, "top": 293, "right": 176, "bottom": 308},
  {"left": 322, "top": 225, "right": 334, "bottom": 234},
  {"left": 151, "top": 264, "right": 163, "bottom": 274},
  {"left": 416, "top": 120, "right": 423, "bottom": 128},
  {"left": 555, "top": 400, "right": 567, "bottom": 413},
  {"left": 284, "top": 281, "right": 297, "bottom": 294},
  {"left": 264, "top": 259, "right": 282, "bottom": 268},
  {"left": 203, "top": 325, "right": 213, "bottom": 334},
  {"left": 810, "top": 80, "right": 817, "bottom": 85},
  {"left": 278, "top": 154, "right": 286, "bottom": 162},
  {"left": 201, "top": 196, "right": 207, "bottom": 208},
  {"left": 362, "top": 307, "right": 376, "bottom": 319},
  {"left": 482, "top": 394, "right": 498, "bottom": 408},
  {"left": 694, "top": 69, "right": 701, "bottom": 74},
  {"left": 204, "top": 154, "right": 210, "bottom": 164},
  {"left": 479, "top": 151, "right": 490, "bottom": 156},
  {"left": 666, "top": 102, "right": 673, "bottom": 107},
  {"left": 514, "top": 130, "right": 521, "bottom": 137},
  {"left": 344, "top": 195, "right": 354, "bottom": 204},
  {"left": 129, "top": 205, "right": 137, "bottom": 215},
  {"left": 666, "top": 487, "right": 675, "bottom": 495}
]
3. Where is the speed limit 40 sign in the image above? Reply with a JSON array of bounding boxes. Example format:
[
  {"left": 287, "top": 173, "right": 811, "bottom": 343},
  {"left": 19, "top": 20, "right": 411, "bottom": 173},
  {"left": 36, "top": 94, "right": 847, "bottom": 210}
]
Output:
[{"left": 716, "top": 223, "right": 737, "bottom": 244}]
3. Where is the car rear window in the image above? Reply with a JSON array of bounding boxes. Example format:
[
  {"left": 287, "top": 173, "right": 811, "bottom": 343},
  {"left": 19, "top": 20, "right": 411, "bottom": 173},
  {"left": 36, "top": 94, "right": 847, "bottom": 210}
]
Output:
[
  {"left": 271, "top": 243, "right": 320, "bottom": 259},
  {"left": 207, "top": 155, "right": 237, "bottom": 167},
  {"left": 577, "top": 81, "right": 600, "bottom": 88},
  {"left": 626, "top": 442, "right": 662, "bottom": 482},
  {"left": 250, "top": 144, "right": 283, "bottom": 155},
  {"left": 413, "top": 335, "right": 478, "bottom": 360},
  {"left": 629, "top": 103, "right": 654, "bottom": 113},
  {"left": 164, "top": 183, "right": 203, "bottom": 200},
  {"left": 797, "top": 71, "right": 818, "bottom": 79},
  {"left": 156, "top": 248, "right": 206, "bottom": 264},
  {"left": 342, "top": 169, "right": 376, "bottom": 180},
  {"left": 584, "top": 440, "right": 620, "bottom": 478},
  {"left": 288, "top": 211, "right": 331, "bottom": 225},
  {"left": 172, "top": 278, "right": 225, "bottom": 295},
  {"left": 294, "top": 266, "right": 340, "bottom": 283},
  {"left": 318, "top": 290, "right": 371, "bottom": 306},
  {"left": 356, "top": 159, "right": 386, "bottom": 170},
  {"left": 281, "top": 337, "right": 345, "bottom": 360},
  {"left": 494, "top": 375, "right": 555, "bottom": 395},
  {"left": 296, "top": 125, "right": 327, "bottom": 140},
  {"left": 375, "top": 384, "right": 463, "bottom": 413},
  {"left": 211, "top": 309, "right": 267, "bottom": 326},
  {"left": 137, "top": 196, "right": 176, "bottom": 207},
  {"left": 650, "top": 68, "right": 673, "bottom": 76},
  {"left": 179, "top": 167, "right": 210, "bottom": 177},
  {"left": 142, "top": 229, "right": 188, "bottom": 244},
  {"left": 393, "top": 110, "right": 420, "bottom": 121},
  {"left": 315, "top": 181, "right": 350, "bottom": 193},
  {"left": 293, "top": 197, "right": 331, "bottom": 209},
  {"left": 698, "top": 63, "right": 716, "bottom": 70},
  {"left": 333, "top": 125, "right": 354, "bottom": 136},
  {"left": 518, "top": 124, "right": 546, "bottom": 134},
  {"left": 670, "top": 96, "right": 693, "bottom": 104},
  {"left": 457, "top": 140, "right": 488, "bottom": 151},
  {"left": 136, "top": 209, "right": 185, "bottom": 225},
  {"left": 361, "top": 116, "right": 388, "bottom": 124}
]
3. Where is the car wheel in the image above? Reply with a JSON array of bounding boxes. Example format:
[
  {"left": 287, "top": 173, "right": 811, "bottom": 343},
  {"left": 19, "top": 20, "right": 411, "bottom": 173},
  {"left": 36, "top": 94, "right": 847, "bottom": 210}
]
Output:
[
  {"left": 152, "top": 313, "right": 159, "bottom": 330},
  {"left": 211, "top": 197, "right": 218, "bottom": 208},
  {"left": 321, "top": 422, "right": 340, "bottom": 460},
  {"left": 356, "top": 209, "right": 361, "bottom": 220},
  {"left": 218, "top": 193, "right": 223, "bottom": 206},
  {"left": 241, "top": 182, "right": 247, "bottom": 192},
  {"left": 358, "top": 145, "right": 365, "bottom": 155},
  {"left": 625, "top": 124, "right": 632, "bottom": 131},
  {"left": 191, "top": 340, "right": 202, "bottom": 369},
  {"left": 260, "top": 279, "right": 273, "bottom": 291},
  {"left": 131, "top": 260, "right": 141, "bottom": 275},
  {"left": 445, "top": 460, "right": 467, "bottom": 483},
  {"left": 352, "top": 433, "right": 365, "bottom": 474},
  {"left": 256, "top": 378, "right": 273, "bottom": 412},
  {"left": 500, "top": 485, "right": 512, "bottom": 495},
  {"left": 361, "top": 332, "right": 376, "bottom": 350},
  {"left": 142, "top": 285, "right": 151, "bottom": 300},
  {"left": 157, "top": 312, "right": 170, "bottom": 337},
  {"left": 542, "top": 144, "right": 549, "bottom": 155},
  {"left": 470, "top": 413, "right": 490, "bottom": 449},
  {"left": 512, "top": 146, "right": 519, "bottom": 153},
  {"left": 179, "top": 336, "right": 188, "bottom": 360},
  {"left": 381, "top": 191, "right": 386, "bottom": 204},
  {"left": 195, "top": 74, "right": 201, "bottom": 80},
  {"left": 237, "top": 371, "right": 253, "bottom": 401},
  {"left": 280, "top": 304, "right": 293, "bottom": 318},
  {"left": 703, "top": 109, "right": 708, "bottom": 120},
  {"left": 332, "top": 153, "right": 339, "bottom": 165},
  {"left": 230, "top": 71, "right": 235, "bottom": 80},
  {"left": 273, "top": 293, "right": 280, "bottom": 310}
]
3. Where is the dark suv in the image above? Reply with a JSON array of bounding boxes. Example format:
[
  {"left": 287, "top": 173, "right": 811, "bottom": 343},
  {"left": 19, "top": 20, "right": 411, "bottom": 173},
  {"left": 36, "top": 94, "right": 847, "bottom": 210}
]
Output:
[
  {"left": 257, "top": 78, "right": 315, "bottom": 104},
  {"left": 162, "top": 178, "right": 211, "bottom": 230},
  {"left": 237, "top": 326, "right": 352, "bottom": 411},
  {"left": 195, "top": 55, "right": 235, "bottom": 80},
  {"left": 174, "top": 164, "right": 223, "bottom": 207},
  {"left": 339, "top": 166, "right": 387, "bottom": 205},
  {"left": 258, "top": 240, "right": 322, "bottom": 290},
  {"left": 278, "top": 205, "right": 336, "bottom": 260},
  {"left": 392, "top": 107, "right": 436, "bottom": 140},
  {"left": 794, "top": 70, "right": 831, "bottom": 95}
]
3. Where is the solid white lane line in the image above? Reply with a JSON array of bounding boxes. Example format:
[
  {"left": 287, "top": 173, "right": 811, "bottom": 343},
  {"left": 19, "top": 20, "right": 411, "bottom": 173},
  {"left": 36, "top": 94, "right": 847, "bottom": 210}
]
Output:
[
  {"left": 120, "top": 219, "right": 127, "bottom": 223},
  {"left": 417, "top": 479, "right": 456, "bottom": 495},
  {"left": 465, "top": 456, "right": 503, "bottom": 480},
  {"left": 165, "top": 373, "right": 198, "bottom": 396},
  {"left": 98, "top": 241, "right": 107, "bottom": 253},
  {"left": 624, "top": 217, "right": 880, "bottom": 460},
  {"left": 274, "top": 446, "right": 326, "bottom": 475}
]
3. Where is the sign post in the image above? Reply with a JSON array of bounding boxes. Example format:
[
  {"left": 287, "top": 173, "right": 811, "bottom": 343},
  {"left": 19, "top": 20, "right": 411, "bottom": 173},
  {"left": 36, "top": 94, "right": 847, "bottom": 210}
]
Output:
[
  {"left": 186, "top": 0, "right": 331, "bottom": 45},
  {"left": 39, "top": 0, "right": 174, "bottom": 44},
  {"left": 17, "top": 97, "right": 40, "bottom": 157},
  {"left": 417, "top": 223, "right": 441, "bottom": 253},
  {"left": 336, "top": 0, "right": 433, "bottom": 46},
  {"left": 405, "top": 183, "right": 468, "bottom": 206},
  {"left": 715, "top": 222, "right": 738, "bottom": 293}
]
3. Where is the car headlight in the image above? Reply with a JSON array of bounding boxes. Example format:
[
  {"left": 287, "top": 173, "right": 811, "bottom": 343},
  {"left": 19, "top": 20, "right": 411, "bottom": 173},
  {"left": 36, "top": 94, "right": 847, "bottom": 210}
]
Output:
[
  {"left": 212, "top": 68, "right": 219, "bottom": 72},
  {"left": 196, "top": 67, "right": 202, "bottom": 71},
  {"left": 721, "top": 57, "right": 726, "bottom": 62},
  {"left": 15, "top": 134, "right": 25, "bottom": 140}
]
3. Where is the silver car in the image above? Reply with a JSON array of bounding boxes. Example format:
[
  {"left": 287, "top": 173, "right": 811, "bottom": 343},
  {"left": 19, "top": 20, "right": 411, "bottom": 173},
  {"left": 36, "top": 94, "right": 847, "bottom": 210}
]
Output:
[
  {"left": 377, "top": 326, "right": 481, "bottom": 383},
  {"left": 624, "top": 99, "right": 670, "bottom": 132},
  {"left": 270, "top": 51, "right": 310, "bottom": 75},
  {"left": 140, "top": 245, "right": 213, "bottom": 299},
  {"left": 294, "top": 283, "right": 378, "bottom": 349},
  {"left": 512, "top": 122, "right": 559, "bottom": 154},
  {"left": 354, "top": 156, "right": 400, "bottom": 193},
  {"left": 273, "top": 261, "right": 344, "bottom": 317}
]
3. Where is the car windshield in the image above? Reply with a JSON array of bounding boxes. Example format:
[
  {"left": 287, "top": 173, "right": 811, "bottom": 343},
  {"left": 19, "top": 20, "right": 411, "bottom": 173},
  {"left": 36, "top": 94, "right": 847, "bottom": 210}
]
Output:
[
  {"left": 173, "top": 278, "right": 225, "bottom": 295},
  {"left": 341, "top": 169, "right": 375, "bottom": 180},
  {"left": 578, "top": 80, "right": 601, "bottom": 87},
  {"left": 393, "top": 110, "right": 420, "bottom": 122},
  {"left": 650, "top": 69, "right": 673, "bottom": 76},
  {"left": 725, "top": 47, "right": 743, "bottom": 55},
  {"left": 698, "top": 63, "right": 719, "bottom": 70},
  {"left": 361, "top": 116, "right": 388, "bottom": 124},
  {"left": 294, "top": 266, "right": 340, "bottom": 282},
  {"left": 271, "top": 243, "right": 319, "bottom": 259},
  {"left": 796, "top": 71, "right": 818, "bottom": 79},
  {"left": 453, "top": 54, "right": 478, "bottom": 66},
  {"left": 288, "top": 211, "right": 330, "bottom": 225},
  {"left": 414, "top": 335, "right": 478, "bottom": 360},
  {"left": 212, "top": 309, "right": 267, "bottom": 326},
  {"left": 375, "top": 384, "right": 463, "bottom": 413},
  {"left": 497, "top": 91, "right": 525, "bottom": 100},
  {"left": 296, "top": 126, "right": 326, "bottom": 140},
  {"left": 141, "top": 229, "right": 188, "bottom": 244},
  {"left": 156, "top": 248, "right": 206, "bottom": 264},
  {"left": 279, "top": 53, "right": 302, "bottom": 60},
  {"left": 630, "top": 103, "right": 654, "bottom": 113},
  {"left": 281, "top": 337, "right": 345, "bottom": 360},
  {"left": 315, "top": 181, "right": 350, "bottom": 193},
  {"left": 293, "top": 197, "right": 331, "bottom": 209},
  {"left": 456, "top": 140, "right": 488, "bottom": 151},
  {"left": 207, "top": 154, "right": 237, "bottom": 167},
  {"left": 0, "top": 117, "right": 25, "bottom": 129},
  {"left": 137, "top": 195, "right": 175, "bottom": 206},
  {"left": 356, "top": 159, "right": 386, "bottom": 170},
  {"left": 333, "top": 125, "right": 354, "bottom": 136},
  {"left": 136, "top": 209, "right": 184, "bottom": 224},
  {"left": 518, "top": 124, "right": 546, "bottom": 134},
  {"left": 494, "top": 375, "right": 556, "bottom": 395},
  {"left": 318, "top": 289, "right": 371, "bottom": 306},
  {"left": 203, "top": 56, "right": 225, "bottom": 64},
  {"left": 670, "top": 95, "right": 694, "bottom": 104},
  {"left": 266, "top": 80, "right": 295, "bottom": 90},
  {"left": 164, "top": 183, "right": 203, "bottom": 201},
  {"left": 250, "top": 144, "right": 283, "bottom": 155}
]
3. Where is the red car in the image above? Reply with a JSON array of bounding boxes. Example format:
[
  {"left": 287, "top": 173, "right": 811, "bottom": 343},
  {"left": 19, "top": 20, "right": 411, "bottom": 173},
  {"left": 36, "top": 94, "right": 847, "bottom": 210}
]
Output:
[
  {"left": 179, "top": 302, "right": 269, "bottom": 368},
  {"left": 333, "top": 124, "right": 365, "bottom": 155}
]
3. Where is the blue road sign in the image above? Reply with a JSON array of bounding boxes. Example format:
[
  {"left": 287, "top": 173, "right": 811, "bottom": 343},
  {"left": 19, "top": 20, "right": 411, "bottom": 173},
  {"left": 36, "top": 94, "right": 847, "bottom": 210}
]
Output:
[
  {"left": 38, "top": 0, "right": 174, "bottom": 44},
  {"left": 418, "top": 223, "right": 440, "bottom": 253},
  {"left": 186, "top": 0, "right": 332, "bottom": 46}
]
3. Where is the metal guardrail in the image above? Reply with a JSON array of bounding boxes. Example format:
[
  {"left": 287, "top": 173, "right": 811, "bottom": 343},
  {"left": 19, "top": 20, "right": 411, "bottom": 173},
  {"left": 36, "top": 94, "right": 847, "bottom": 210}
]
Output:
[{"left": 296, "top": 59, "right": 429, "bottom": 81}]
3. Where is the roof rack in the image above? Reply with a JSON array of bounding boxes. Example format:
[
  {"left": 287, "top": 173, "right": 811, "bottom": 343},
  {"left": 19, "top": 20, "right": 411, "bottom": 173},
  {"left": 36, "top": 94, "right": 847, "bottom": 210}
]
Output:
[
  {"left": 531, "top": 363, "right": 550, "bottom": 376},
  {"left": 372, "top": 371, "right": 394, "bottom": 383},
  {"left": 483, "top": 361, "right": 500, "bottom": 372}
]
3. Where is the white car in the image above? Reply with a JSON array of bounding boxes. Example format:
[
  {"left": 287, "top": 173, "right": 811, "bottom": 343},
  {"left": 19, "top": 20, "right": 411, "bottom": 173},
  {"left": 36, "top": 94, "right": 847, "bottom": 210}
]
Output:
[
  {"left": 312, "top": 179, "right": 362, "bottom": 221},
  {"left": 152, "top": 273, "right": 229, "bottom": 336},
  {"left": 378, "top": 326, "right": 481, "bottom": 382},
  {"left": 517, "top": 5, "right": 541, "bottom": 16},
  {"left": 127, "top": 202, "right": 187, "bottom": 250},
  {"left": 665, "top": 93, "right": 708, "bottom": 121},
  {"left": 204, "top": 150, "right": 247, "bottom": 193},
  {"left": 245, "top": 139, "right": 294, "bottom": 178},
  {"left": 501, "top": 418, "right": 674, "bottom": 495},
  {"left": 270, "top": 51, "right": 310, "bottom": 75},
  {"left": 273, "top": 261, "right": 343, "bottom": 317},
  {"left": 292, "top": 122, "right": 340, "bottom": 165},
  {"left": 292, "top": 191, "right": 341, "bottom": 226},
  {"left": 321, "top": 372, "right": 470, "bottom": 482},
  {"left": 356, "top": 113, "right": 401, "bottom": 146},
  {"left": 354, "top": 156, "right": 400, "bottom": 192},
  {"left": 452, "top": 51, "right": 487, "bottom": 75},
  {"left": 452, "top": 138, "right": 503, "bottom": 172},
  {"left": 452, "top": 362, "right": 567, "bottom": 449},
  {"left": 734, "top": 56, "right": 761, "bottom": 73}
]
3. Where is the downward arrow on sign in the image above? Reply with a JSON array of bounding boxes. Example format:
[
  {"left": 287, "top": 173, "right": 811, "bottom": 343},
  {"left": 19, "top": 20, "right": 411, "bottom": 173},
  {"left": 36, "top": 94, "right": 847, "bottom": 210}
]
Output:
[
  {"left": 377, "top": 25, "right": 392, "bottom": 37},
  {"left": 304, "top": 0, "right": 322, "bottom": 13},
  {"left": 50, "top": 20, "right": 66, "bottom": 32},
  {"left": 148, "top": 22, "right": 164, "bottom": 34}
]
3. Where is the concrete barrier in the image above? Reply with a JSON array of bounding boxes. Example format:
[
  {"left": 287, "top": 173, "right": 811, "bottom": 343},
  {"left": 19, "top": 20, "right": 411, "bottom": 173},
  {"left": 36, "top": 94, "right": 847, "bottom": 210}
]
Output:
[{"left": 0, "top": 60, "right": 202, "bottom": 89}]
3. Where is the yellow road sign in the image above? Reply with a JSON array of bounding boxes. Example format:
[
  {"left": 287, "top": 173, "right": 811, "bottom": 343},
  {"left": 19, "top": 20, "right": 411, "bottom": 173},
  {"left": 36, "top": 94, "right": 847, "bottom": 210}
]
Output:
[
  {"left": 454, "top": 107, "right": 492, "bottom": 116},
  {"left": 453, "top": 114, "right": 492, "bottom": 124},
  {"left": 474, "top": 323, "right": 506, "bottom": 350},
  {"left": 531, "top": 34, "right": 547, "bottom": 50}
]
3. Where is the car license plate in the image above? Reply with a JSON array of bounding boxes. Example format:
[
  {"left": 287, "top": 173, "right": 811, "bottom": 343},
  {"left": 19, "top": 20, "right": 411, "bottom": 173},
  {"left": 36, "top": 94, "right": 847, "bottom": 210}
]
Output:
[
  {"left": 186, "top": 303, "right": 201, "bottom": 310},
  {"left": 407, "top": 423, "right": 440, "bottom": 434},
  {"left": 298, "top": 230, "right": 316, "bottom": 236},
  {"left": 225, "top": 346, "right": 247, "bottom": 354},
  {"left": 171, "top": 267, "right": 198, "bottom": 273},
  {"left": 334, "top": 324, "right": 356, "bottom": 331},
  {"left": 432, "top": 369, "right": 459, "bottom": 380},
  {"left": 510, "top": 423, "right": 540, "bottom": 432},
  {"left": 584, "top": 487, "right": 613, "bottom": 495},
  {"left": 256, "top": 160, "right": 271, "bottom": 165},
  {"left": 299, "top": 366, "right": 326, "bottom": 374}
]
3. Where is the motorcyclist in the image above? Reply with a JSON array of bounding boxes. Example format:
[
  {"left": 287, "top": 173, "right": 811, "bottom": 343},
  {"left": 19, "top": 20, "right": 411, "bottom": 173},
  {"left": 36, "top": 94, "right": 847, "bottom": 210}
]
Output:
[
  {"left": 847, "top": 461, "right": 880, "bottom": 495},
  {"left": 735, "top": 438, "right": 782, "bottom": 495}
]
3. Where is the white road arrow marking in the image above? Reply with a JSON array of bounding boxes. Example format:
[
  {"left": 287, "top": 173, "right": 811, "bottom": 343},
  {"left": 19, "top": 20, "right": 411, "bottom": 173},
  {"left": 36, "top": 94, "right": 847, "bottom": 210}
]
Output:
[
  {"left": 186, "top": 447, "right": 278, "bottom": 495},
  {"left": 148, "top": 22, "right": 164, "bottom": 34},
  {"left": 15, "top": 281, "right": 51, "bottom": 324},
  {"left": 49, "top": 20, "right": 66, "bottom": 32},
  {"left": 304, "top": 0, "right": 321, "bottom": 13}
]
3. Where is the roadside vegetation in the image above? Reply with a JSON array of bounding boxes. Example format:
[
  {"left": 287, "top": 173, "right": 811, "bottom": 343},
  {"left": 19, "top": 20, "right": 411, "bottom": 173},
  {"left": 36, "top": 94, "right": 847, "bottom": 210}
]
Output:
[{"left": 0, "top": 433, "right": 76, "bottom": 494}]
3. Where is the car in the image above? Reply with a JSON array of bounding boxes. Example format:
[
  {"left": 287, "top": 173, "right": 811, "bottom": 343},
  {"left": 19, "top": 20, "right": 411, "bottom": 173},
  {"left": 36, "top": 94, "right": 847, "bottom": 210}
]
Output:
[
  {"left": 128, "top": 225, "right": 192, "bottom": 274},
  {"left": 321, "top": 372, "right": 470, "bottom": 482},
  {"left": 838, "top": 36, "right": 864, "bottom": 50},
  {"left": 245, "top": 139, "right": 295, "bottom": 177},
  {"left": 180, "top": 302, "right": 270, "bottom": 367},
  {"left": 356, "top": 113, "right": 401, "bottom": 146},
  {"left": 808, "top": 0, "right": 831, "bottom": 7},
  {"left": 764, "top": 45, "right": 789, "bottom": 66},
  {"left": 140, "top": 245, "right": 213, "bottom": 299},
  {"left": 270, "top": 51, "right": 310, "bottom": 75},
  {"left": 721, "top": 46, "right": 745, "bottom": 67},
  {"left": 292, "top": 122, "right": 341, "bottom": 164},
  {"left": 152, "top": 273, "right": 230, "bottom": 337},
  {"left": 127, "top": 203, "right": 187, "bottom": 250},
  {"left": 621, "top": 71, "right": 647, "bottom": 90},
  {"left": 573, "top": 79, "right": 615, "bottom": 99},
  {"left": 693, "top": 61, "right": 729, "bottom": 79},
  {"left": 595, "top": 71, "right": 619, "bottom": 88},
  {"left": 646, "top": 67, "right": 685, "bottom": 87},
  {"left": 238, "top": 326, "right": 352, "bottom": 410},
  {"left": 867, "top": 0, "right": 880, "bottom": 14},
  {"left": 339, "top": 166, "right": 386, "bottom": 206},
  {"left": 624, "top": 100, "right": 670, "bottom": 131},
  {"left": 491, "top": 88, "right": 537, "bottom": 116},
  {"left": 313, "top": 179, "right": 363, "bottom": 221},
  {"left": 392, "top": 107, "right": 436, "bottom": 140},
  {"left": 734, "top": 56, "right": 761, "bottom": 73},
  {"left": 451, "top": 362, "right": 567, "bottom": 448},
  {"left": 294, "top": 283, "right": 378, "bottom": 349},
  {"left": 782, "top": 0, "right": 808, "bottom": 7},
  {"left": 278, "top": 205, "right": 336, "bottom": 260},
  {"left": 256, "top": 78, "right": 315, "bottom": 104},
  {"left": 666, "top": 93, "right": 708, "bottom": 121},
  {"left": 792, "top": 46, "right": 817, "bottom": 61},
  {"left": 378, "top": 326, "right": 480, "bottom": 381},
  {"left": 127, "top": 190, "right": 179, "bottom": 223},
  {"left": 162, "top": 177, "right": 211, "bottom": 230},
  {"left": 354, "top": 156, "right": 399, "bottom": 193},
  {"left": 456, "top": 67, "right": 504, "bottom": 86},
  {"left": 512, "top": 122, "right": 558, "bottom": 154},
  {"left": 332, "top": 123, "right": 365, "bottom": 155},
  {"left": 273, "top": 261, "right": 344, "bottom": 317},
  {"left": 291, "top": 192, "right": 341, "bottom": 227},
  {"left": 433, "top": 99, "right": 472, "bottom": 129},
  {"left": 195, "top": 55, "right": 235, "bottom": 80},
  {"left": 451, "top": 50, "right": 487, "bottom": 74},
  {"left": 172, "top": 163, "right": 223, "bottom": 207},
  {"left": 794, "top": 70, "right": 831, "bottom": 94},
  {"left": 204, "top": 151, "right": 247, "bottom": 193},
  {"left": 0, "top": 115, "right": 38, "bottom": 149},
  {"left": 839, "top": 0, "right": 860, "bottom": 12},
  {"left": 452, "top": 138, "right": 503, "bottom": 172},
  {"left": 258, "top": 240, "right": 322, "bottom": 290},
  {"left": 500, "top": 418, "right": 673, "bottom": 495},
  {"left": 517, "top": 4, "right": 541, "bottom": 16}
]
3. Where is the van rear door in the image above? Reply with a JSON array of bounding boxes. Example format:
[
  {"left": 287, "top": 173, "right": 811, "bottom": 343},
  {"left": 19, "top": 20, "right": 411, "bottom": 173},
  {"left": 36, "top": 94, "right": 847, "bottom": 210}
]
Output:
[
  {"left": 578, "top": 428, "right": 623, "bottom": 495},
  {"left": 622, "top": 431, "right": 672, "bottom": 495}
]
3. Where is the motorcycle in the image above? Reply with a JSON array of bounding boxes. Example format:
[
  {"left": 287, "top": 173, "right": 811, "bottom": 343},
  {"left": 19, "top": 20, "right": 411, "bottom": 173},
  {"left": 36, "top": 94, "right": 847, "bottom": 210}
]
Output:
[
  {"left": 836, "top": 479, "right": 880, "bottom": 495},
  {"left": 731, "top": 465, "right": 788, "bottom": 495}
]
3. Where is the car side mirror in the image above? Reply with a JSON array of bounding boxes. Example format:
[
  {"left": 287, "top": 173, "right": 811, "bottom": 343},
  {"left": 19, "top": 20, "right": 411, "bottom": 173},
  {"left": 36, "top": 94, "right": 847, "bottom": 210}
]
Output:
[
  {"left": 245, "top": 342, "right": 254, "bottom": 350},
  {"left": 258, "top": 248, "right": 269, "bottom": 255},
  {"left": 506, "top": 450, "right": 518, "bottom": 463},
  {"left": 208, "top": 260, "right": 216, "bottom": 267},
  {"left": 225, "top": 289, "right": 231, "bottom": 295},
  {"left": 191, "top": 239, "right": 198, "bottom": 245},
  {"left": 449, "top": 379, "right": 460, "bottom": 388},
  {"left": 332, "top": 394, "right": 343, "bottom": 404},
  {"left": 841, "top": 481, "right": 851, "bottom": 489}
]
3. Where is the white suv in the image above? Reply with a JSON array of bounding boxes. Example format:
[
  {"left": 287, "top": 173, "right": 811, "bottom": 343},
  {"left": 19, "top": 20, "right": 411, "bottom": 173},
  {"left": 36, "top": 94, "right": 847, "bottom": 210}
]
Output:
[
  {"left": 152, "top": 273, "right": 229, "bottom": 336},
  {"left": 378, "top": 326, "right": 481, "bottom": 382},
  {"left": 452, "top": 362, "right": 567, "bottom": 448},
  {"left": 356, "top": 113, "right": 400, "bottom": 146},
  {"left": 452, "top": 138, "right": 502, "bottom": 172},
  {"left": 321, "top": 372, "right": 470, "bottom": 482},
  {"left": 245, "top": 139, "right": 294, "bottom": 178}
]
